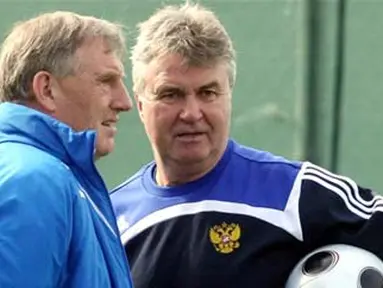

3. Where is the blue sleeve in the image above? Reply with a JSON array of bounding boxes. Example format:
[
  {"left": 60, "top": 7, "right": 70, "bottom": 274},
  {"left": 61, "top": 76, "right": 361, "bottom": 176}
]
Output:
[
  {"left": 299, "top": 162, "right": 383, "bottom": 259},
  {"left": 0, "top": 163, "right": 74, "bottom": 287}
]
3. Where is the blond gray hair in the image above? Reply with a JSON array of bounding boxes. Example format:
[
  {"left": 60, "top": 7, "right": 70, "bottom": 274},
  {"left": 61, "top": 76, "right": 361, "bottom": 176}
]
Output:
[
  {"left": 0, "top": 11, "right": 126, "bottom": 102},
  {"left": 131, "top": 3, "right": 236, "bottom": 94}
]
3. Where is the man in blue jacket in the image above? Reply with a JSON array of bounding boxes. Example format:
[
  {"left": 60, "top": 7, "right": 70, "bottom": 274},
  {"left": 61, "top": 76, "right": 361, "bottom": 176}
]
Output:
[{"left": 0, "top": 11, "right": 133, "bottom": 287}]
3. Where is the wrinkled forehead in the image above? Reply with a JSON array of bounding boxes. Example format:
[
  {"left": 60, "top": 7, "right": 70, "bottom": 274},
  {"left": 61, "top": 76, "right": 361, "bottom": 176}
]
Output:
[{"left": 144, "top": 53, "right": 230, "bottom": 91}]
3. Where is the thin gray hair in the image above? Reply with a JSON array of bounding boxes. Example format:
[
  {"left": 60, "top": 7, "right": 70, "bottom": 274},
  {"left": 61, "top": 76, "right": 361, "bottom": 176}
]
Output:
[
  {"left": 131, "top": 2, "right": 236, "bottom": 94},
  {"left": 0, "top": 11, "right": 127, "bottom": 102}
]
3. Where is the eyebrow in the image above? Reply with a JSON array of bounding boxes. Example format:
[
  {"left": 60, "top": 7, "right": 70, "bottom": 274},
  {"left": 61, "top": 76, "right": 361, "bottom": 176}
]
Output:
[
  {"left": 152, "top": 80, "right": 222, "bottom": 95},
  {"left": 198, "top": 81, "right": 220, "bottom": 91},
  {"left": 153, "top": 84, "right": 185, "bottom": 94},
  {"left": 95, "top": 69, "right": 125, "bottom": 80}
]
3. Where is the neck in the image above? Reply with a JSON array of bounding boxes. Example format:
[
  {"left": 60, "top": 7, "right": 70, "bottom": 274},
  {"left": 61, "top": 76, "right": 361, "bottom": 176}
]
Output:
[
  {"left": 21, "top": 100, "right": 53, "bottom": 115},
  {"left": 154, "top": 139, "right": 230, "bottom": 187},
  {"left": 154, "top": 153, "right": 223, "bottom": 187},
  {"left": 155, "top": 164, "right": 206, "bottom": 186}
]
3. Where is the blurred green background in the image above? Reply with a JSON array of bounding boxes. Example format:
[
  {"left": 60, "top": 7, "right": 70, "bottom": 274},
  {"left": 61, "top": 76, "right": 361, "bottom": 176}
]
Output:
[{"left": 0, "top": 0, "right": 381, "bottom": 192}]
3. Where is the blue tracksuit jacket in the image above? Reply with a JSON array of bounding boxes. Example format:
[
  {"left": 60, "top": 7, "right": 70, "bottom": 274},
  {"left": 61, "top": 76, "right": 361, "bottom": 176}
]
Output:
[{"left": 0, "top": 102, "right": 133, "bottom": 288}]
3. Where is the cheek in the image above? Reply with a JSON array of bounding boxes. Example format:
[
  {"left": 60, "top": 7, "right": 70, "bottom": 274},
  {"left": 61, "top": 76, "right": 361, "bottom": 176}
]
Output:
[
  {"left": 207, "top": 103, "right": 231, "bottom": 125},
  {"left": 79, "top": 103, "right": 98, "bottom": 125},
  {"left": 55, "top": 99, "right": 90, "bottom": 130},
  {"left": 70, "top": 101, "right": 104, "bottom": 131},
  {"left": 144, "top": 105, "right": 174, "bottom": 134},
  {"left": 87, "top": 91, "right": 110, "bottom": 124}
]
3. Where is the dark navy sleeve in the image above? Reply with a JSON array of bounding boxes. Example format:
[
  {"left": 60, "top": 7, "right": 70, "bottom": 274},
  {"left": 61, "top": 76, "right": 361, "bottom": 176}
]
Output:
[
  {"left": 0, "top": 164, "right": 73, "bottom": 287},
  {"left": 298, "top": 162, "right": 383, "bottom": 259}
]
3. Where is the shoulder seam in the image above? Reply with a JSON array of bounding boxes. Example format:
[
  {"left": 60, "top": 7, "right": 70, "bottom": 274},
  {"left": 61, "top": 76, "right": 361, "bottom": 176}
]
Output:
[
  {"left": 232, "top": 147, "right": 302, "bottom": 170},
  {"left": 110, "top": 166, "right": 149, "bottom": 194}
]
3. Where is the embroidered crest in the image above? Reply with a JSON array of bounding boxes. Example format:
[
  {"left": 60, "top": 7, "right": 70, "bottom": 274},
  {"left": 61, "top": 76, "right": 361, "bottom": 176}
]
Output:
[{"left": 209, "top": 222, "right": 241, "bottom": 254}]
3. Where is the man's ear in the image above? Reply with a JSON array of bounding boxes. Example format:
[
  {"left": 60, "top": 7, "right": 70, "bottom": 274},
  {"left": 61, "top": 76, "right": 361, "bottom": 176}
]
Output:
[
  {"left": 135, "top": 94, "right": 145, "bottom": 122},
  {"left": 31, "top": 71, "right": 57, "bottom": 112}
]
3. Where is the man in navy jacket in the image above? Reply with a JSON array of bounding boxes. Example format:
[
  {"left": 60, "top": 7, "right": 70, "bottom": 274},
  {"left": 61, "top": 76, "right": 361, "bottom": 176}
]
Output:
[{"left": 111, "top": 3, "right": 383, "bottom": 288}]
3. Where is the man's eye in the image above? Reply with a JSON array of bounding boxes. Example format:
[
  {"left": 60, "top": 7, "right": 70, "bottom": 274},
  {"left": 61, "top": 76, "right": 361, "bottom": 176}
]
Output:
[
  {"left": 98, "top": 76, "right": 114, "bottom": 84},
  {"left": 162, "top": 92, "right": 177, "bottom": 98},
  {"left": 159, "top": 91, "right": 182, "bottom": 101},
  {"left": 200, "top": 90, "right": 218, "bottom": 100},
  {"left": 98, "top": 74, "right": 123, "bottom": 85}
]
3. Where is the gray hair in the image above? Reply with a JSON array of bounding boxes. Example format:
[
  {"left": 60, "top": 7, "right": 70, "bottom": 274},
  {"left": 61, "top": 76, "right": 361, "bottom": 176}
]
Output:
[
  {"left": 0, "top": 11, "right": 127, "bottom": 102},
  {"left": 131, "top": 3, "right": 236, "bottom": 94}
]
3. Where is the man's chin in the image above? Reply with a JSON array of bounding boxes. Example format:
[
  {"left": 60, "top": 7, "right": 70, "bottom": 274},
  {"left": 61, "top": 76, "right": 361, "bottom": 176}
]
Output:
[
  {"left": 173, "top": 152, "right": 208, "bottom": 165},
  {"left": 94, "top": 141, "right": 115, "bottom": 160}
]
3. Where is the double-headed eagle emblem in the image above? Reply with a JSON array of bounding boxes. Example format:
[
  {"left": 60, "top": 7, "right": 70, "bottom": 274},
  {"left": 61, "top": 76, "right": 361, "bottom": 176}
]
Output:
[{"left": 209, "top": 222, "right": 241, "bottom": 254}]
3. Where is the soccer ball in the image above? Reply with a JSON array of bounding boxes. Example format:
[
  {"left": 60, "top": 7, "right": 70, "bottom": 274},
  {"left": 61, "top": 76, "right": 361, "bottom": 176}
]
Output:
[{"left": 285, "top": 244, "right": 383, "bottom": 287}]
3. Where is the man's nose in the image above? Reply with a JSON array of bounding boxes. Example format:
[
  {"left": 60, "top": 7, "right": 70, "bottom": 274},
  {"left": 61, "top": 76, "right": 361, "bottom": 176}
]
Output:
[
  {"left": 113, "top": 84, "right": 133, "bottom": 112},
  {"left": 179, "top": 94, "right": 203, "bottom": 122}
]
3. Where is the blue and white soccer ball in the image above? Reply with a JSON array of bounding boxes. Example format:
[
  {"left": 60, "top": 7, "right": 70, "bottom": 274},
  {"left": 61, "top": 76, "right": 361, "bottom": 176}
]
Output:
[{"left": 285, "top": 244, "right": 383, "bottom": 288}]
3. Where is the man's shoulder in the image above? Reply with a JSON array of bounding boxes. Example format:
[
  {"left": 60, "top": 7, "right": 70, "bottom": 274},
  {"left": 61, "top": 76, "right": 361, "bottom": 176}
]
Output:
[
  {"left": 1, "top": 142, "right": 71, "bottom": 175},
  {"left": 110, "top": 161, "right": 153, "bottom": 195},
  {"left": 0, "top": 142, "right": 78, "bottom": 200},
  {"left": 230, "top": 139, "right": 303, "bottom": 175},
  {"left": 209, "top": 140, "right": 304, "bottom": 211}
]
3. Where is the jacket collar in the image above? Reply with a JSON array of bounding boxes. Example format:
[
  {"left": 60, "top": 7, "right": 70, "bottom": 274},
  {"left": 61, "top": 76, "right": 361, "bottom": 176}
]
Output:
[{"left": 0, "top": 102, "right": 97, "bottom": 173}]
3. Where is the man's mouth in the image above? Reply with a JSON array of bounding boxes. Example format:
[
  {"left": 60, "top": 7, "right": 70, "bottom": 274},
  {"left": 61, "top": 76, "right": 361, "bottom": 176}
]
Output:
[
  {"left": 175, "top": 132, "right": 206, "bottom": 140},
  {"left": 101, "top": 120, "right": 117, "bottom": 128},
  {"left": 178, "top": 132, "right": 203, "bottom": 136}
]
